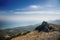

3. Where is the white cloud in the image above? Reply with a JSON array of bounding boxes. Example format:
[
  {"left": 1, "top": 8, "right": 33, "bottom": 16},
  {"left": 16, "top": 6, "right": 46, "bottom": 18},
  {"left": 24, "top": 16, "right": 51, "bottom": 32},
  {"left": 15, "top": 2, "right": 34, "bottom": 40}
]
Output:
[
  {"left": 0, "top": 15, "right": 60, "bottom": 22},
  {"left": 15, "top": 3, "right": 57, "bottom": 11},
  {"left": 15, "top": 5, "right": 42, "bottom": 11},
  {"left": 14, "top": 10, "right": 60, "bottom": 15},
  {"left": 29, "top": 5, "right": 42, "bottom": 9}
]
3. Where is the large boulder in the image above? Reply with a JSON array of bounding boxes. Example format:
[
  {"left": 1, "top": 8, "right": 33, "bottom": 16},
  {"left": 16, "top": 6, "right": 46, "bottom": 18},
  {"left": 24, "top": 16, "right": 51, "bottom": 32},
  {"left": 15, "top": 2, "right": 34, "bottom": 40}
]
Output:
[{"left": 35, "top": 21, "right": 54, "bottom": 32}]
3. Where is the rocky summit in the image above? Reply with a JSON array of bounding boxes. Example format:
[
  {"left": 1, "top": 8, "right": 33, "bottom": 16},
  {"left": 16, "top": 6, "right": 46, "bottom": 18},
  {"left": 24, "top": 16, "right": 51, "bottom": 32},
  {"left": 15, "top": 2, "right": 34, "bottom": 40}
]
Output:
[{"left": 35, "top": 21, "right": 54, "bottom": 32}]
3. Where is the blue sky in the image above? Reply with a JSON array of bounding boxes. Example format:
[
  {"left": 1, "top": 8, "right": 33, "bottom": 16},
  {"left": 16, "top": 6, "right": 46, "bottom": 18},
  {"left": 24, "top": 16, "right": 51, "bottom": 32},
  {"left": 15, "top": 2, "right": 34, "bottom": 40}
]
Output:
[
  {"left": 0, "top": 0, "right": 48, "bottom": 10},
  {"left": 0, "top": 0, "right": 60, "bottom": 28}
]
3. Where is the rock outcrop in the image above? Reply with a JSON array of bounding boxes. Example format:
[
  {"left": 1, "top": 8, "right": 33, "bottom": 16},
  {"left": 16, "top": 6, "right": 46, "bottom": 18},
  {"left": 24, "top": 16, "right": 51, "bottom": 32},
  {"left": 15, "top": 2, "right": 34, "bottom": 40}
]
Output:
[{"left": 35, "top": 21, "right": 54, "bottom": 32}]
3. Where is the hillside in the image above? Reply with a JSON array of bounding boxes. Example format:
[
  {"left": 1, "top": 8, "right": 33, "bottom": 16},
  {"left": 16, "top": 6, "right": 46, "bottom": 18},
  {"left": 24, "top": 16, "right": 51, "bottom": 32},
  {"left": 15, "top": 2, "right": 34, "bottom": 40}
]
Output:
[
  {"left": 0, "top": 24, "right": 38, "bottom": 37},
  {"left": 0, "top": 23, "right": 39, "bottom": 40},
  {"left": 0, "top": 30, "right": 10, "bottom": 40},
  {"left": 11, "top": 31, "right": 60, "bottom": 40},
  {"left": 49, "top": 20, "right": 60, "bottom": 25},
  {"left": 11, "top": 21, "right": 60, "bottom": 40},
  {"left": 0, "top": 21, "right": 60, "bottom": 40}
]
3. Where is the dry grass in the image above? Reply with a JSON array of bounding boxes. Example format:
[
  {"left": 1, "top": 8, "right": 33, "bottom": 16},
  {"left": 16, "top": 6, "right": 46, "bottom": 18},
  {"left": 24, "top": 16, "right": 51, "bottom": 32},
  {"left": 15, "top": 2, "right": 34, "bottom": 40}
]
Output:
[{"left": 11, "top": 31, "right": 60, "bottom": 40}]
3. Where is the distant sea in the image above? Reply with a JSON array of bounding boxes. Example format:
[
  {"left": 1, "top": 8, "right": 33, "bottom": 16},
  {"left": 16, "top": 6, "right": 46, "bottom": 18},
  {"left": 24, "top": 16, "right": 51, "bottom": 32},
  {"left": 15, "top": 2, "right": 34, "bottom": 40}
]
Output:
[{"left": 0, "top": 20, "right": 42, "bottom": 29}]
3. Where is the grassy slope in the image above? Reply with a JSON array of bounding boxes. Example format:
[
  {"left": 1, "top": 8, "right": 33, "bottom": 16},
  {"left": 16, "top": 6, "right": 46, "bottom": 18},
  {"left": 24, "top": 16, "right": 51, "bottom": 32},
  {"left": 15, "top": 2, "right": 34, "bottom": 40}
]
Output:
[
  {"left": 11, "top": 24, "right": 60, "bottom": 40},
  {"left": 11, "top": 31, "right": 60, "bottom": 40}
]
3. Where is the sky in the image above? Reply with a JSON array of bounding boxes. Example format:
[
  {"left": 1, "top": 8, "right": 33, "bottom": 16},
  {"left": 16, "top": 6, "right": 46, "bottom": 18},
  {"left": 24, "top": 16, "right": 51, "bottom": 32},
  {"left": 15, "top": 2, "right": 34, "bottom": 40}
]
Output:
[{"left": 0, "top": 0, "right": 60, "bottom": 29}]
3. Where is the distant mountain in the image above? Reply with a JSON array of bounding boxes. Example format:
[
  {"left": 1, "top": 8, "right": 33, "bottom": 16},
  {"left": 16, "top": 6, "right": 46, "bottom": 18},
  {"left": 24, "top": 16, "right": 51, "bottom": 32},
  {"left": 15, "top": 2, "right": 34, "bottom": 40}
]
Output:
[{"left": 48, "top": 20, "right": 60, "bottom": 25}]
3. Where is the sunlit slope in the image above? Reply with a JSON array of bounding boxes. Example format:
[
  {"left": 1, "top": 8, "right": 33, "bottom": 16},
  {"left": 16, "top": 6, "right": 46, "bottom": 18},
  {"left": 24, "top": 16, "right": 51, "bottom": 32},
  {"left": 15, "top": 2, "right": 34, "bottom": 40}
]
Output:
[
  {"left": 11, "top": 23, "right": 60, "bottom": 40},
  {"left": 11, "top": 31, "right": 60, "bottom": 40}
]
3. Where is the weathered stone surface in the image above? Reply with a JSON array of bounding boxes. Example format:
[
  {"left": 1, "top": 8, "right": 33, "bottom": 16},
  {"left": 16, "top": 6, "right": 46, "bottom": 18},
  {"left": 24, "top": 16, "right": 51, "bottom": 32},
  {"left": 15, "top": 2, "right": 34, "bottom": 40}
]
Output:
[{"left": 35, "top": 21, "right": 54, "bottom": 32}]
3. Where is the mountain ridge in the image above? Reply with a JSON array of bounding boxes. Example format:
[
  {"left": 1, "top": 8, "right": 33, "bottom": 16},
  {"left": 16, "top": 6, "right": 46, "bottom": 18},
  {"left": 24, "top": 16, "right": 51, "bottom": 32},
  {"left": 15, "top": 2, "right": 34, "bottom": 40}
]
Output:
[
  {"left": 11, "top": 21, "right": 60, "bottom": 40},
  {"left": 0, "top": 21, "right": 60, "bottom": 40}
]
